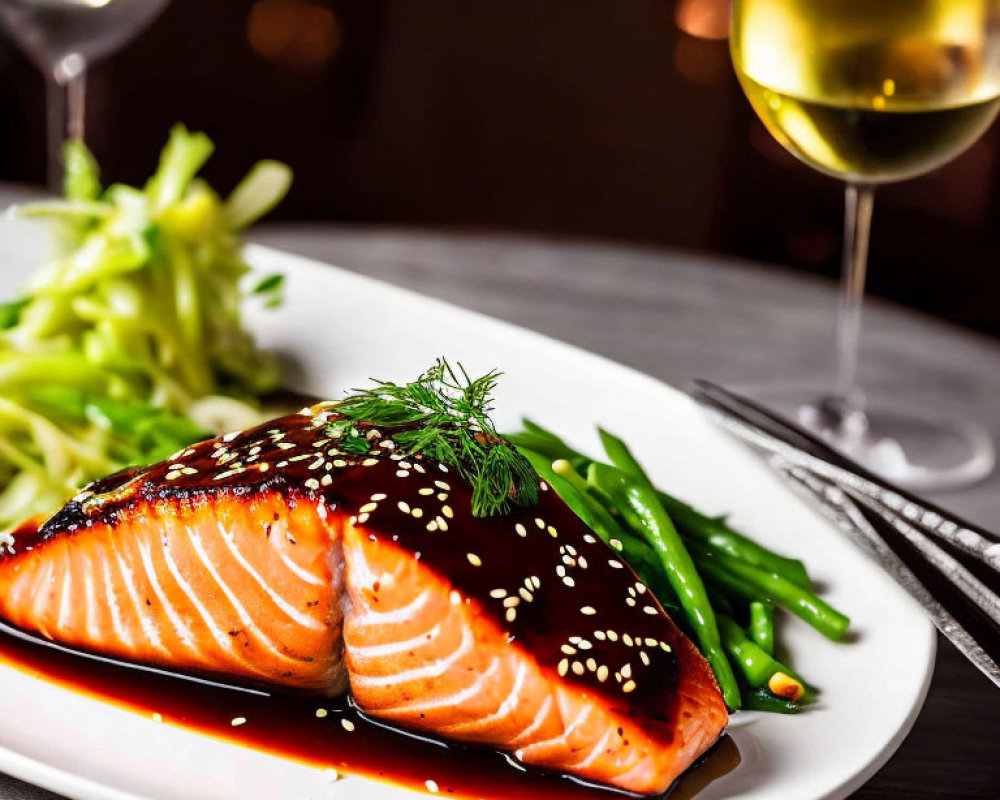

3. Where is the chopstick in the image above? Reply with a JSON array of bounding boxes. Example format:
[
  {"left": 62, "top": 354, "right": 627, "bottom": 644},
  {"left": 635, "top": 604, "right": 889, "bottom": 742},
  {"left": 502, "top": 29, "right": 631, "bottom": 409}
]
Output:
[
  {"left": 691, "top": 380, "right": 1000, "bottom": 570},
  {"left": 690, "top": 380, "right": 1000, "bottom": 688},
  {"left": 775, "top": 462, "right": 1000, "bottom": 688}
]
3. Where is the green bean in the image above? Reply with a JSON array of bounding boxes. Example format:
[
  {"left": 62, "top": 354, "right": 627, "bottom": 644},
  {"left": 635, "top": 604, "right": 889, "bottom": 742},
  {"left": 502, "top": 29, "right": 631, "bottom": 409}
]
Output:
[
  {"left": 717, "top": 615, "right": 805, "bottom": 690},
  {"left": 740, "top": 687, "right": 801, "bottom": 714},
  {"left": 699, "top": 547, "right": 850, "bottom": 641},
  {"left": 696, "top": 554, "right": 768, "bottom": 605},
  {"left": 588, "top": 462, "right": 741, "bottom": 710},
  {"left": 598, "top": 428, "right": 655, "bottom": 490},
  {"left": 656, "top": 491, "right": 811, "bottom": 588},
  {"left": 749, "top": 601, "right": 774, "bottom": 655},
  {"left": 596, "top": 428, "right": 812, "bottom": 588}
]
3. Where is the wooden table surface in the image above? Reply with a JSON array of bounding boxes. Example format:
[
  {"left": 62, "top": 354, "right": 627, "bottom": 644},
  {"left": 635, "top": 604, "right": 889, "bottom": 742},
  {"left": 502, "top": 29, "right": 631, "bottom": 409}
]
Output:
[{"left": 2, "top": 224, "right": 998, "bottom": 799}]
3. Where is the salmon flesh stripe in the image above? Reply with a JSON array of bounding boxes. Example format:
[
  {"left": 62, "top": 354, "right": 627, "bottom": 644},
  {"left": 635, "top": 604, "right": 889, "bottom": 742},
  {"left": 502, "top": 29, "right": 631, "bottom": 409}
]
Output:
[{"left": 0, "top": 405, "right": 727, "bottom": 794}]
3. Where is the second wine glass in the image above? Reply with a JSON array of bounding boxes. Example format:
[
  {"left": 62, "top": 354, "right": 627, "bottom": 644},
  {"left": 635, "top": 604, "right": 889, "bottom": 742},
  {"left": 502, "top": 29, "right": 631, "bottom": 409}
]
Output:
[
  {"left": 730, "top": 0, "right": 1000, "bottom": 489},
  {"left": 0, "top": 0, "right": 171, "bottom": 189}
]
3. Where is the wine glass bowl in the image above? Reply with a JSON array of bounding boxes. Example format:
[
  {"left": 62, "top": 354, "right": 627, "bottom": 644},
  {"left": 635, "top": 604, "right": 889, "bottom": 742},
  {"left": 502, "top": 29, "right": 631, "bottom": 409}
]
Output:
[
  {"left": 731, "top": 0, "right": 1000, "bottom": 184},
  {"left": 729, "top": 0, "right": 1000, "bottom": 489}
]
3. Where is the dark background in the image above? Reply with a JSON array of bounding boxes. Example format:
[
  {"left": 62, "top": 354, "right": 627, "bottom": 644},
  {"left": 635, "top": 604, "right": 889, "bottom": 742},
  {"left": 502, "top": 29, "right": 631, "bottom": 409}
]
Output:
[{"left": 1, "top": 0, "right": 999, "bottom": 337}]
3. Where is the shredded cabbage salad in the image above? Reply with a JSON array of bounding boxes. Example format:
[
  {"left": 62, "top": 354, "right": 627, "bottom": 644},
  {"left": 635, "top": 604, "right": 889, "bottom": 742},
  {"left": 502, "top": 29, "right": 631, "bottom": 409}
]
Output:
[{"left": 0, "top": 125, "right": 292, "bottom": 529}]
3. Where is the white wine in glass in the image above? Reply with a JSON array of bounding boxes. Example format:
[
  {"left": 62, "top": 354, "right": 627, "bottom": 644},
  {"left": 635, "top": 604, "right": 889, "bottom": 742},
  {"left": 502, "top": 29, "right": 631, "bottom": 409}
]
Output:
[{"left": 731, "top": 0, "right": 1000, "bottom": 488}]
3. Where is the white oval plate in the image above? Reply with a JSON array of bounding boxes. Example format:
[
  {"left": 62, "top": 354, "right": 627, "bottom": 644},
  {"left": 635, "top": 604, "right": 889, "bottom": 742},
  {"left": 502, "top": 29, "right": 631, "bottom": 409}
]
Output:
[{"left": 0, "top": 232, "right": 934, "bottom": 800}]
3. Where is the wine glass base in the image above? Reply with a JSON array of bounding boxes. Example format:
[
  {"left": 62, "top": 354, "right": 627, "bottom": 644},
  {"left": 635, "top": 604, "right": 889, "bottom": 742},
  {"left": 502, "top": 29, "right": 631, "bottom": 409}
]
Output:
[{"left": 740, "top": 385, "right": 995, "bottom": 491}]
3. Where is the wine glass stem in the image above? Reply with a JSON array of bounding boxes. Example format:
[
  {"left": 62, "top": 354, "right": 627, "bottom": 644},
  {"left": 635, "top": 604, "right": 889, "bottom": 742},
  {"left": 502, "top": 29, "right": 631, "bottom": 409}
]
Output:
[
  {"left": 834, "top": 183, "right": 875, "bottom": 412},
  {"left": 44, "top": 55, "right": 87, "bottom": 193}
]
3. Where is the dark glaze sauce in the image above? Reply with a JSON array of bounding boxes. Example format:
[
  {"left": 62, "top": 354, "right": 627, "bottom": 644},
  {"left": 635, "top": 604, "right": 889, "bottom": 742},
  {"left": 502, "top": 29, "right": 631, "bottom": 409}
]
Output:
[{"left": 0, "top": 404, "right": 731, "bottom": 798}]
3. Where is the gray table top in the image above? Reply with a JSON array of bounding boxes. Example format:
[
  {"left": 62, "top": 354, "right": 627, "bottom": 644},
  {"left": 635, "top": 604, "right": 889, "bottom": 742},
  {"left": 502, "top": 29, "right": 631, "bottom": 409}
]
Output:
[{"left": 2, "top": 218, "right": 999, "bottom": 799}]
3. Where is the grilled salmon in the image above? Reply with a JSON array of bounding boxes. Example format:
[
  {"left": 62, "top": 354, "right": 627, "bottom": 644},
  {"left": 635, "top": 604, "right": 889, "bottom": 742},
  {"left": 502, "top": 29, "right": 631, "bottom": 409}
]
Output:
[{"left": 0, "top": 403, "right": 727, "bottom": 794}]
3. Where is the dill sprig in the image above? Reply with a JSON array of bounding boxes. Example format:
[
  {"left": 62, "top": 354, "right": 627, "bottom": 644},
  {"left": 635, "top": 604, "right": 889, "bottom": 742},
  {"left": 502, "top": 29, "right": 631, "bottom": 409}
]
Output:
[{"left": 329, "top": 359, "right": 539, "bottom": 517}]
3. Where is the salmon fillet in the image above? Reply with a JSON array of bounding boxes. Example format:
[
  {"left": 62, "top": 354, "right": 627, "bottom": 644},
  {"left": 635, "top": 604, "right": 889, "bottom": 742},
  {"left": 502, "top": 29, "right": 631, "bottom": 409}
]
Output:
[{"left": 0, "top": 404, "right": 727, "bottom": 794}]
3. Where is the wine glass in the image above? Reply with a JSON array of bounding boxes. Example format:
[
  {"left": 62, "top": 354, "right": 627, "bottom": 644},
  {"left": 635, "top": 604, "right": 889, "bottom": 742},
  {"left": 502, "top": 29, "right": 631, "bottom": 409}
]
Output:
[
  {"left": 0, "top": 0, "right": 171, "bottom": 189},
  {"left": 730, "top": 0, "right": 1000, "bottom": 489}
]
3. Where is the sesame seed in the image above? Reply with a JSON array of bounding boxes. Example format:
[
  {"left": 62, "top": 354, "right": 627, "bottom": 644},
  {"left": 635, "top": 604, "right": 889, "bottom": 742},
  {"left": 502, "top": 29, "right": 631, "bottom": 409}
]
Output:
[
  {"left": 341, "top": 719, "right": 355, "bottom": 732},
  {"left": 621, "top": 663, "right": 633, "bottom": 678},
  {"left": 622, "top": 680, "right": 637, "bottom": 693},
  {"left": 436, "top": 516, "right": 448, "bottom": 531},
  {"left": 645, "top": 637, "right": 658, "bottom": 647},
  {"left": 583, "top": 534, "right": 597, "bottom": 544},
  {"left": 320, "top": 474, "right": 333, "bottom": 486},
  {"left": 304, "top": 478, "right": 320, "bottom": 490},
  {"left": 586, "top": 658, "right": 597, "bottom": 672},
  {"left": 626, "top": 597, "right": 636, "bottom": 607},
  {"left": 435, "top": 480, "right": 450, "bottom": 490},
  {"left": 635, "top": 583, "right": 647, "bottom": 594},
  {"left": 515, "top": 523, "right": 527, "bottom": 537},
  {"left": 557, "top": 659, "right": 569, "bottom": 677},
  {"left": 425, "top": 780, "right": 439, "bottom": 793},
  {"left": 489, "top": 588, "right": 508, "bottom": 599},
  {"left": 395, "top": 470, "right": 409, "bottom": 478},
  {"left": 623, "top": 634, "right": 634, "bottom": 647},
  {"left": 441, "top": 505, "right": 454, "bottom": 519},
  {"left": 411, "top": 508, "right": 424, "bottom": 519},
  {"left": 608, "top": 560, "right": 624, "bottom": 569},
  {"left": 359, "top": 502, "right": 378, "bottom": 514},
  {"left": 561, "top": 644, "right": 577, "bottom": 655},
  {"left": 426, "top": 521, "right": 439, "bottom": 532},
  {"left": 597, "top": 665, "right": 609, "bottom": 682},
  {"left": 503, "top": 597, "right": 520, "bottom": 608},
  {"left": 535, "top": 518, "right": 545, "bottom": 529},
  {"left": 505, "top": 607, "right": 517, "bottom": 623},
  {"left": 316, "top": 708, "right": 328, "bottom": 718},
  {"left": 643, "top": 606, "right": 659, "bottom": 615},
  {"left": 580, "top": 606, "right": 596, "bottom": 616},
  {"left": 418, "top": 487, "right": 435, "bottom": 495},
  {"left": 660, "top": 642, "right": 672, "bottom": 652},
  {"left": 628, "top": 587, "right": 637, "bottom": 597},
  {"left": 437, "top": 493, "right": 448, "bottom": 501},
  {"left": 371, "top": 493, "right": 387, "bottom": 501},
  {"left": 578, "top": 556, "right": 588, "bottom": 569},
  {"left": 547, "top": 526, "right": 558, "bottom": 538},
  {"left": 556, "top": 565, "right": 567, "bottom": 578},
  {"left": 413, "top": 464, "right": 426, "bottom": 474},
  {"left": 609, "top": 539, "right": 623, "bottom": 551},
  {"left": 607, "top": 630, "right": 619, "bottom": 641},
  {"left": 398, "top": 501, "right": 411, "bottom": 514},
  {"left": 563, "top": 576, "right": 575, "bottom": 587},
  {"left": 565, "top": 545, "right": 577, "bottom": 556},
  {"left": 539, "top": 481, "right": 549, "bottom": 491},
  {"left": 332, "top": 459, "right": 347, "bottom": 468},
  {"left": 519, "top": 587, "right": 533, "bottom": 602},
  {"left": 358, "top": 513, "right": 370, "bottom": 524},
  {"left": 231, "top": 717, "right": 247, "bottom": 727},
  {"left": 531, "top": 576, "right": 541, "bottom": 589},
  {"left": 572, "top": 661, "right": 585, "bottom": 676},
  {"left": 640, "top": 651, "right": 651, "bottom": 666},
  {"left": 362, "top": 458, "right": 379, "bottom": 466},
  {"left": 569, "top": 636, "right": 582, "bottom": 644},
  {"left": 577, "top": 640, "right": 592, "bottom": 650},
  {"left": 594, "top": 630, "right": 607, "bottom": 641},
  {"left": 467, "top": 553, "right": 483, "bottom": 567}
]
